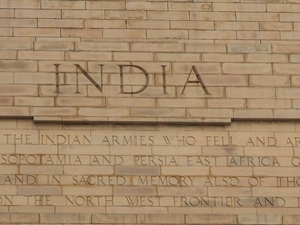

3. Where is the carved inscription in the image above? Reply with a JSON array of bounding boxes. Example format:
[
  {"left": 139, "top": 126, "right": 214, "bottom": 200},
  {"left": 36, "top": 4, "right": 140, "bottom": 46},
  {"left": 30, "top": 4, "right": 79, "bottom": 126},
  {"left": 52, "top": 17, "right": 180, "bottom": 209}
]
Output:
[
  {"left": 1, "top": 130, "right": 300, "bottom": 210},
  {"left": 53, "top": 64, "right": 211, "bottom": 96}
]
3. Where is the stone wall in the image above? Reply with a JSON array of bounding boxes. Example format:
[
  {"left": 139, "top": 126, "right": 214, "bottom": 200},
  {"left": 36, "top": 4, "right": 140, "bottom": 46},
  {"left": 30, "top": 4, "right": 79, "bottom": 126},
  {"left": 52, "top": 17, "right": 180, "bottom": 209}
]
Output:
[
  {"left": 1, "top": 120, "right": 300, "bottom": 224},
  {"left": 1, "top": 0, "right": 300, "bottom": 224},
  {"left": 1, "top": 0, "right": 300, "bottom": 123}
]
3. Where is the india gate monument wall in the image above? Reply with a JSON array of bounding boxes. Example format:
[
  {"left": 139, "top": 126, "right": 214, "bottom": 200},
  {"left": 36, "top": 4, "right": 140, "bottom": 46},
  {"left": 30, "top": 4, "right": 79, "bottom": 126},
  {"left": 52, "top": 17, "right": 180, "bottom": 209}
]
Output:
[{"left": 2, "top": 0, "right": 300, "bottom": 224}]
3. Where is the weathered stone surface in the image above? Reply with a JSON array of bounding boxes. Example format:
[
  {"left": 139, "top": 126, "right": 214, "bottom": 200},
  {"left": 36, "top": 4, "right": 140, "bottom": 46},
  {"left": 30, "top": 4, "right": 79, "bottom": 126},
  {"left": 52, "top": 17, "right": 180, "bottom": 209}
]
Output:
[{"left": 1, "top": 0, "right": 300, "bottom": 224}]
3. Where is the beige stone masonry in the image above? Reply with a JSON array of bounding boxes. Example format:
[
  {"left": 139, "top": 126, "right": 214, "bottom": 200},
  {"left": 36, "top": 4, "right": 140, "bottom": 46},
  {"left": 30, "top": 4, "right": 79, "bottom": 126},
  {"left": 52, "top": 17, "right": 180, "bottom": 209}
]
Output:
[
  {"left": 0, "top": 0, "right": 299, "bottom": 123},
  {"left": 1, "top": 0, "right": 300, "bottom": 221}
]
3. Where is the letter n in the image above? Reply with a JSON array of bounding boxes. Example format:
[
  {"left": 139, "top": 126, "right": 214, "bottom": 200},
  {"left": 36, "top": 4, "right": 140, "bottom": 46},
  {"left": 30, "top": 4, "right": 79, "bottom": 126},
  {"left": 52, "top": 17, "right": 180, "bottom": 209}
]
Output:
[{"left": 74, "top": 64, "right": 103, "bottom": 93}]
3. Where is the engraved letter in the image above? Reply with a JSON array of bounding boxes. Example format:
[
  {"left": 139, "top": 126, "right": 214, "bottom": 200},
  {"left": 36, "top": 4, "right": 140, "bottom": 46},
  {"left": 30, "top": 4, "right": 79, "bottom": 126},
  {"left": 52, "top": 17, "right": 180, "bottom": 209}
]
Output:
[
  {"left": 181, "top": 66, "right": 211, "bottom": 95},
  {"left": 74, "top": 64, "right": 103, "bottom": 93},
  {"left": 119, "top": 65, "right": 149, "bottom": 94}
]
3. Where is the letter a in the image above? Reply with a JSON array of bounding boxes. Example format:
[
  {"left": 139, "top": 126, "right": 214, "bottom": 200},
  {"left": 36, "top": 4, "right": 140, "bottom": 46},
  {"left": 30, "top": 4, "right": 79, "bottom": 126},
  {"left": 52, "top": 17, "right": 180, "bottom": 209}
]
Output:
[{"left": 181, "top": 66, "right": 211, "bottom": 95}]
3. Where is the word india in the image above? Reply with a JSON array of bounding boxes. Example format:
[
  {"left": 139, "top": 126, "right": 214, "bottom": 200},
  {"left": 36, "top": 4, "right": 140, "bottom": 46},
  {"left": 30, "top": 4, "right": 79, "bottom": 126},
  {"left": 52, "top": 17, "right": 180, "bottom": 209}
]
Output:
[{"left": 54, "top": 64, "right": 211, "bottom": 95}]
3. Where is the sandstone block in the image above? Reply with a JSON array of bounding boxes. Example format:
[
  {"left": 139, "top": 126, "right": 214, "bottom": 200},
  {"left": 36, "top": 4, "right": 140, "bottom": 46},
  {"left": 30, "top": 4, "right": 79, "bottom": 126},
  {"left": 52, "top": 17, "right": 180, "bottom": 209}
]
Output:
[
  {"left": 108, "top": 98, "right": 156, "bottom": 108},
  {"left": 92, "top": 214, "right": 136, "bottom": 224},
  {"left": 85, "top": 19, "right": 125, "bottom": 29},
  {"left": 234, "top": 109, "right": 274, "bottom": 119},
  {"left": 207, "top": 99, "right": 245, "bottom": 108},
  {"left": 128, "top": 20, "right": 169, "bottom": 29},
  {"left": 0, "top": 9, "right": 14, "bottom": 17},
  {"left": 158, "top": 187, "right": 207, "bottom": 196},
  {"left": 35, "top": 41, "right": 74, "bottom": 50},
  {"left": 0, "top": 0, "right": 40, "bottom": 8},
  {"left": 0, "top": 97, "right": 13, "bottom": 105},
  {"left": 10, "top": 206, "right": 54, "bottom": 213},
  {"left": 77, "top": 41, "right": 129, "bottom": 51},
  {"left": 18, "top": 50, "right": 64, "bottom": 60},
  {"left": 147, "top": 30, "right": 188, "bottom": 39},
  {"left": 64, "top": 166, "right": 113, "bottom": 175},
  {"left": 67, "top": 52, "right": 112, "bottom": 61},
  {"left": 169, "top": 207, "right": 211, "bottom": 214},
  {"left": 78, "top": 108, "right": 129, "bottom": 117},
  {"left": 248, "top": 99, "right": 291, "bottom": 109},
  {"left": 0, "top": 61, "right": 37, "bottom": 72},
  {"left": 284, "top": 215, "right": 300, "bottom": 224},
  {"left": 228, "top": 44, "right": 271, "bottom": 53},
  {"left": 191, "top": 12, "right": 235, "bottom": 21},
  {"left": 31, "top": 107, "right": 76, "bottom": 116},
  {"left": 255, "top": 167, "right": 299, "bottom": 177},
  {"left": 267, "top": 4, "right": 300, "bottom": 12},
  {"left": 171, "top": 21, "right": 214, "bottom": 30},
  {"left": 227, "top": 87, "right": 275, "bottom": 98},
  {"left": 103, "top": 29, "right": 146, "bottom": 39},
  {"left": 40, "top": 213, "right": 91, "bottom": 223},
  {"left": 158, "top": 98, "right": 205, "bottom": 108},
  {"left": 10, "top": 213, "right": 39, "bottom": 223},
  {"left": 56, "top": 206, "right": 105, "bottom": 214},
  {"left": 86, "top": 1, "right": 125, "bottom": 10},
  {"left": 42, "top": 0, "right": 85, "bottom": 9},
  {"left": 62, "top": 29, "right": 102, "bottom": 38},
  {"left": 18, "top": 186, "right": 61, "bottom": 195},
  {"left": 211, "top": 167, "right": 252, "bottom": 176},
  {"left": 273, "top": 44, "right": 300, "bottom": 53},
  {"left": 236, "top": 12, "right": 279, "bottom": 21},
  {"left": 15, "top": 9, "right": 61, "bottom": 18},
  {"left": 209, "top": 187, "right": 251, "bottom": 196},
  {"left": 131, "top": 42, "right": 183, "bottom": 52},
  {"left": 57, "top": 97, "right": 105, "bottom": 107},
  {"left": 0, "top": 50, "right": 16, "bottom": 60},
  {"left": 106, "top": 11, "right": 145, "bottom": 20},
  {"left": 172, "top": 63, "right": 221, "bottom": 74},
  {"left": 170, "top": 2, "right": 211, "bottom": 11},
  {"left": 0, "top": 41, "right": 33, "bottom": 50},
  {"left": 247, "top": 54, "right": 287, "bottom": 62},
  {"left": 114, "top": 52, "right": 153, "bottom": 61},
  {"left": 274, "top": 109, "right": 300, "bottom": 119},
  {"left": 186, "top": 43, "right": 226, "bottom": 53},
  {"left": 110, "top": 146, "right": 151, "bottom": 156},
  {"left": 188, "top": 108, "right": 233, "bottom": 118},
  {"left": 63, "top": 186, "right": 112, "bottom": 195},
  {"left": 281, "top": 31, "right": 300, "bottom": 40},
  {"left": 148, "top": 11, "right": 189, "bottom": 20},
  {"left": 20, "top": 165, "right": 63, "bottom": 174},
  {"left": 253, "top": 187, "right": 300, "bottom": 197},
  {"left": 114, "top": 186, "right": 156, "bottom": 195},
  {"left": 16, "top": 144, "right": 56, "bottom": 154},
  {"left": 203, "top": 53, "right": 244, "bottom": 62},
  {"left": 186, "top": 214, "right": 237, "bottom": 224},
  {"left": 107, "top": 206, "right": 168, "bottom": 214},
  {"left": 216, "top": 22, "right": 259, "bottom": 30},
  {"left": 137, "top": 214, "right": 184, "bottom": 224},
  {"left": 63, "top": 10, "right": 104, "bottom": 19},
  {"left": 237, "top": 31, "right": 280, "bottom": 40},
  {"left": 190, "top": 30, "right": 236, "bottom": 40},
  {"left": 38, "top": 19, "right": 84, "bottom": 28},
  {"left": 261, "top": 22, "right": 293, "bottom": 30},
  {"left": 238, "top": 215, "right": 282, "bottom": 224},
  {"left": 276, "top": 88, "right": 300, "bottom": 98},
  {"left": 250, "top": 75, "right": 290, "bottom": 86},
  {"left": 14, "top": 28, "right": 60, "bottom": 37},
  {"left": 162, "top": 166, "right": 209, "bottom": 176},
  {"left": 280, "top": 13, "right": 300, "bottom": 21},
  {"left": 131, "top": 108, "right": 186, "bottom": 118},
  {"left": 116, "top": 166, "right": 160, "bottom": 175}
]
